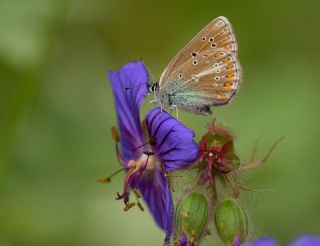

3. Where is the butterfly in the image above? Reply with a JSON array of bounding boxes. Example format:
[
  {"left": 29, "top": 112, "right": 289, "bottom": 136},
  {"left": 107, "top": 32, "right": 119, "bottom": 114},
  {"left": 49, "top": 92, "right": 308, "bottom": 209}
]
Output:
[{"left": 149, "top": 16, "right": 241, "bottom": 115}]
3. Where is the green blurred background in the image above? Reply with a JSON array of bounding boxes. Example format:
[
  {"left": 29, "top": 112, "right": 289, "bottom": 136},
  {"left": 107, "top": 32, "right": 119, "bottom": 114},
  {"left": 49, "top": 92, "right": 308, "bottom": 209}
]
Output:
[{"left": 1, "top": 0, "right": 320, "bottom": 245}]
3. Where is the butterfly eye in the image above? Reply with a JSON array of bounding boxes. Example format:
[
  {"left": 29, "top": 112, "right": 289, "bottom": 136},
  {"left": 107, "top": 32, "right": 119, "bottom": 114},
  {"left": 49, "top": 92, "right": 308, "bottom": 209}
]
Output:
[
  {"left": 211, "top": 43, "right": 217, "bottom": 48},
  {"left": 209, "top": 37, "right": 214, "bottom": 42},
  {"left": 192, "top": 60, "right": 198, "bottom": 66}
]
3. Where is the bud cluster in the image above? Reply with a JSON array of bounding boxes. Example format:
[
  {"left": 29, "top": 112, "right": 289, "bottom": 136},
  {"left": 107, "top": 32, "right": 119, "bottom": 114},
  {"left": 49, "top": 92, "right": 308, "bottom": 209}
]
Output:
[{"left": 171, "top": 120, "right": 276, "bottom": 246}]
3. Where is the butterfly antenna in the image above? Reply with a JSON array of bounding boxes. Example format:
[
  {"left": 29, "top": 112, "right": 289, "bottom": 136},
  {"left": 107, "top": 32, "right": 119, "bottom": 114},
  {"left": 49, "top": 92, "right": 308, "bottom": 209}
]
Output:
[{"left": 137, "top": 57, "right": 156, "bottom": 85}]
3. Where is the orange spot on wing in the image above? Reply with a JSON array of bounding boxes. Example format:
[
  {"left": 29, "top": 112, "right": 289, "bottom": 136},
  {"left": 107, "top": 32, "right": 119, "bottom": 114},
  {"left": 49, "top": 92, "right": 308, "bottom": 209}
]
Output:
[
  {"left": 223, "top": 57, "right": 230, "bottom": 63},
  {"left": 227, "top": 65, "right": 233, "bottom": 70},
  {"left": 223, "top": 82, "right": 233, "bottom": 90},
  {"left": 215, "top": 52, "right": 225, "bottom": 59},
  {"left": 227, "top": 73, "right": 234, "bottom": 78},
  {"left": 217, "top": 92, "right": 228, "bottom": 100}
]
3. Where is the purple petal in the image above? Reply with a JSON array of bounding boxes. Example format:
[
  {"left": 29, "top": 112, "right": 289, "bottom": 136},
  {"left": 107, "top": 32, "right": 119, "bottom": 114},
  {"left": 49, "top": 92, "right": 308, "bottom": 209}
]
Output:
[
  {"left": 108, "top": 61, "right": 149, "bottom": 163},
  {"left": 133, "top": 169, "right": 173, "bottom": 244},
  {"left": 246, "top": 237, "right": 278, "bottom": 246},
  {"left": 145, "top": 107, "right": 199, "bottom": 171},
  {"left": 289, "top": 235, "right": 320, "bottom": 246},
  {"left": 232, "top": 235, "right": 241, "bottom": 246},
  {"left": 180, "top": 234, "right": 188, "bottom": 246}
]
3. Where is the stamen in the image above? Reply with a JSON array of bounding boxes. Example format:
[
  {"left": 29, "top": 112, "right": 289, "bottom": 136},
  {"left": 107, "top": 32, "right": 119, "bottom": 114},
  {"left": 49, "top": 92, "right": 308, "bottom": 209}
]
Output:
[
  {"left": 133, "top": 189, "right": 141, "bottom": 198},
  {"left": 133, "top": 189, "right": 145, "bottom": 212},
  {"left": 128, "top": 160, "right": 136, "bottom": 169},
  {"left": 124, "top": 202, "right": 135, "bottom": 212},
  {"left": 139, "top": 155, "right": 150, "bottom": 174},
  {"left": 97, "top": 167, "right": 126, "bottom": 183},
  {"left": 97, "top": 177, "right": 111, "bottom": 183},
  {"left": 133, "top": 136, "right": 156, "bottom": 152},
  {"left": 133, "top": 142, "right": 149, "bottom": 151},
  {"left": 111, "top": 126, "right": 119, "bottom": 143},
  {"left": 137, "top": 202, "right": 144, "bottom": 212},
  {"left": 116, "top": 192, "right": 128, "bottom": 201}
]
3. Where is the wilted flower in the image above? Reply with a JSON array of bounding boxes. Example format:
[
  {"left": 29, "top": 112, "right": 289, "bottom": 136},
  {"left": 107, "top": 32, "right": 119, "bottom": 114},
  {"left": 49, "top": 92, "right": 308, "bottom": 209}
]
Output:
[
  {"left": 105, "top": 61, "right": 199, "bottom": 244},
  {"left": 197, "top": 120, "right": 240, "bottom": 189}
]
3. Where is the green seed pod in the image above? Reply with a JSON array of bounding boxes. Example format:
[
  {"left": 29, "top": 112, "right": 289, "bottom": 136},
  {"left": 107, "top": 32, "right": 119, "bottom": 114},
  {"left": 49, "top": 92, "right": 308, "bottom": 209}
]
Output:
[
  {"left": 214, "top": 199, "right": 248, "bottom": 245},
  {"left": 176, "top": 192, "right": 209, "bottom": 242}
]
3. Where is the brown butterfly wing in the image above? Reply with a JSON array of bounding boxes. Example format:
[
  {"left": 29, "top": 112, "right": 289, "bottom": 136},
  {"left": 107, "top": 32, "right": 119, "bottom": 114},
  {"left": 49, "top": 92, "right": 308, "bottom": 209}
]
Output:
[{"left": 159, "top": 16, "right": 241, "bottom": 106}]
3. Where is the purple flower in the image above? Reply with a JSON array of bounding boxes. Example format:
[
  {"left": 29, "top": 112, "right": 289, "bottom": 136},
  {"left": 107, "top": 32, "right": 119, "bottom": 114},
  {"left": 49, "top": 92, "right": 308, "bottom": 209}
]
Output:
[
  {"left": 246, "top": 235, "right": 320, "bottom": 246},
  {"left": 289, "top": 235, "right": 320, "bottom": 246},
  {"left": 107, "top": 61, "right": 199, "bottom": 244},
  {"left": 245, "top": 237, "right": 278, "bottom": 246},
  {"left": 179, "top": 233, "right": 188, "bottom": 246}
]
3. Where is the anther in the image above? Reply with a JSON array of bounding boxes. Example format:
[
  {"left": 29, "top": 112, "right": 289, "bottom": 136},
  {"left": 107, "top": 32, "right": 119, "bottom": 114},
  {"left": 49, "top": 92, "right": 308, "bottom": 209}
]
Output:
[
  {"left": 128, "top": 161, "right": 136, "bottom": 168},
  {"left": 97, "top": 177, "right": 111, "bottom": 183},
  {"left": 111, "top": 126, "right": 119, "bottom": 143},
  {"left": 124, "top": 202, "right": 136, "bottom": 212},
  {"left": 116, "top": 192, "right": 125, "bottom": 200},
  {"left": 137, "top": 202, "right": 145, "bottom": 212},
  {"left": 133, "top": 189, "right": 141, "bottom": 198},
  {"left": 97, "top": 167, "right": 125, "bottom": 183}
]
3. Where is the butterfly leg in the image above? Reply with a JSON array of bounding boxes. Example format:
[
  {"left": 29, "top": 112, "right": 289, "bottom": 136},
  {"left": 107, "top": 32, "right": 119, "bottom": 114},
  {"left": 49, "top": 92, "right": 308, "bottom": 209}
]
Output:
[
  {"left": 169, "top": 104, "right": 179, "bottom": 119},
  {"left": 149, "top": 98, "right": 160, "bottom": 104}
]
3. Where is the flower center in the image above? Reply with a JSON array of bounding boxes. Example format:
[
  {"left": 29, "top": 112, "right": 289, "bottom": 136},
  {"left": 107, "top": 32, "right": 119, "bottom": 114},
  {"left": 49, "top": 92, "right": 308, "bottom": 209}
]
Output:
[{"left": 117, "top": 152, "right": 160, "bottom": 211}]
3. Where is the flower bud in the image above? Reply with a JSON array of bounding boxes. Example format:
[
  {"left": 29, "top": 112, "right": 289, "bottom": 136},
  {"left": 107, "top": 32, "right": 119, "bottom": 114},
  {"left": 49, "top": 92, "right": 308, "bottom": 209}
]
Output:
[
  {"left": 175, "top": 192, "right": 209, "bottom": 244},
  {"left": 214, "top": 199, "right": 248, "bottom": 245}
]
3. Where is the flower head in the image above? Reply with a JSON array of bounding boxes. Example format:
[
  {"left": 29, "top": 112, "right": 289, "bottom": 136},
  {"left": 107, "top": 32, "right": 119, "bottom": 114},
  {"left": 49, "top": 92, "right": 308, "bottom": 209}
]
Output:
[
  {"left": 107, "top": 61, "right": 199, "bottom": 244},
  {"left": 197, "top": 120, "right": 240, "bottom": 186}
]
